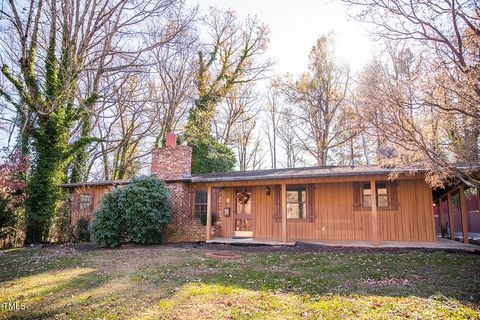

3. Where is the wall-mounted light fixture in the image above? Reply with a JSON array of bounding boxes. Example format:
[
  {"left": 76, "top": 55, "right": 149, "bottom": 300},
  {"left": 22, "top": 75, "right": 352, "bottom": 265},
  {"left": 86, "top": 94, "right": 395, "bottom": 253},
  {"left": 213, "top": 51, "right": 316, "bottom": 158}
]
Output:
[{"left": 265, "top": 186, "right": 271, "bottom": 196}]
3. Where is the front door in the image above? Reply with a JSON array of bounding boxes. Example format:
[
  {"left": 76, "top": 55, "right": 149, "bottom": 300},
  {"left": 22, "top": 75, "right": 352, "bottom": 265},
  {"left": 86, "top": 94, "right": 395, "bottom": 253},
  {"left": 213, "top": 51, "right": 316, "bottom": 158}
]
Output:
[{"left": 234, "top": 189, "right": 253, "bottom": 237}]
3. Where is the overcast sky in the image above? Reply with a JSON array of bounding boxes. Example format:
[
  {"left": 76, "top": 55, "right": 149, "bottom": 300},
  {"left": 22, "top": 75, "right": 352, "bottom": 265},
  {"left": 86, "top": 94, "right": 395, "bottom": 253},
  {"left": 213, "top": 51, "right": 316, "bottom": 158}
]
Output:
[{"left": 188, "top": 0, "right": 376, "bottom": 76}]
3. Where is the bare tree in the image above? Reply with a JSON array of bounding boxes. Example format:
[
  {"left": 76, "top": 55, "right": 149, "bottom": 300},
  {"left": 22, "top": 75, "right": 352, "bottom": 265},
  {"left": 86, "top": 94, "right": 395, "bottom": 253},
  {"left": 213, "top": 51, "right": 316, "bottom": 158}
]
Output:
[
  {"left": 355, "top": 45, "right": 476, "bottom": 188},
  {"left": 344, "top": 0, "right": 480, "bottom": 187},
  {"left": 264, "top": 85, "right": 283, "bottom": 169},
  {"left": 149, "top": 20, "right": 198, "bottom": 146},
  {"left": 187, "top": 7, "right": 271, "bottom": 135},
  {"left": 233, "top": 113, "right": 266, "bottom": 171},
  {"left": 276, "top": 108, "right": 304, "bottom": 168},
  {"left": 279, "top": 34, "right": 354, "bottom": 166},
  {"left": 185, "top": 7, "right": 271, "bottom": 173},
  {"left": 88, "top": 74, "right": 161, "bottom": 180},
  {"left": 214, "top": 84, "right": 257, "bottom": 146}
]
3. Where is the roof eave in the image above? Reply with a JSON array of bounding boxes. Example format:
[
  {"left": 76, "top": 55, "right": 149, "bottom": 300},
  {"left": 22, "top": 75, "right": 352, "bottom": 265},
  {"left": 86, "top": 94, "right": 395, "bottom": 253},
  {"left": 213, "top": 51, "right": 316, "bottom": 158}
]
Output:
[{"left": 190, "top": 169, "right": 421, "bottom": 183}]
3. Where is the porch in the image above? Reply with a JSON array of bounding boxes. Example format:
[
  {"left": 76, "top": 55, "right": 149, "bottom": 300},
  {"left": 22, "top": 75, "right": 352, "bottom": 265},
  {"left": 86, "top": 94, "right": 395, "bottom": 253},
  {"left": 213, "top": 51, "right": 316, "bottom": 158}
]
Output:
[
  {"left": 201, "top": 175, "right": 438, "bottom": 245},
  {"left": 433, "top": 184, "right": 480, "bottom": 245},
  {"left": 206, "top": 237, "right": 480, "bottom": 252}
]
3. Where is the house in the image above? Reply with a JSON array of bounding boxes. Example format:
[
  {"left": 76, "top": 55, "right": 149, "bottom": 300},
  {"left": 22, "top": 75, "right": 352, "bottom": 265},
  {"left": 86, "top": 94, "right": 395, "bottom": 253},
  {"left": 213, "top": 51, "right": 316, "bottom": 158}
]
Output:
[{"left": 59, "top": 133, "right": 480, "bottom": 245}]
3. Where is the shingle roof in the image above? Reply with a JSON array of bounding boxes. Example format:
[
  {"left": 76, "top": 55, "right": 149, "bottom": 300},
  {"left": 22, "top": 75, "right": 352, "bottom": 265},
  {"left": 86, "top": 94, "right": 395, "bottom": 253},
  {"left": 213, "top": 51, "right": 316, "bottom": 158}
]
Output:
[
  {"left": 189, "top": 165, "right": 415, "bottom": 183},
  {"left": 58, "top": 164, "right": 479, "bottom": 187}
]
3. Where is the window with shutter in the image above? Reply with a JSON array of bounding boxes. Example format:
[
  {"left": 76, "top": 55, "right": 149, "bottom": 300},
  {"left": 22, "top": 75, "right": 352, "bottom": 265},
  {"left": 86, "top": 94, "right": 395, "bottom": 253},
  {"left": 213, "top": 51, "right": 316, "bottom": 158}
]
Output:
[{"left": 353, "top": 181, "right": 400, "bottom": 211}]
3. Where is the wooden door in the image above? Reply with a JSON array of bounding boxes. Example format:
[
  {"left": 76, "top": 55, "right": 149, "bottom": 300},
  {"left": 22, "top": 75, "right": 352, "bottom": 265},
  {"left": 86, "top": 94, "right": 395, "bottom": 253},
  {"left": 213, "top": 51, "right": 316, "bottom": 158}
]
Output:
[{"left": 234, "top": 189, "right": 253, "bottom": 237}]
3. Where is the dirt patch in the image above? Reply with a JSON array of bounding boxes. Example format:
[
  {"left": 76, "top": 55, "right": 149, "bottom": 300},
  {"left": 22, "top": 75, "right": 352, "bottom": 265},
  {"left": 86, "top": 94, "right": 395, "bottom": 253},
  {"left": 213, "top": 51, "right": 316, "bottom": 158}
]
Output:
[{"left": 204, "top": 251, "right": 242, "bottom": 259}]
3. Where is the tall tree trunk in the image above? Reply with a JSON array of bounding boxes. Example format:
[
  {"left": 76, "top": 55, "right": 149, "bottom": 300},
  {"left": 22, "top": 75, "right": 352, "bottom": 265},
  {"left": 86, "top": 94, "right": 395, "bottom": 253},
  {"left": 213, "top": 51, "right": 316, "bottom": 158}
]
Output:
[{"left": 25, "top": 118, "right": 69, "bottom": 243}]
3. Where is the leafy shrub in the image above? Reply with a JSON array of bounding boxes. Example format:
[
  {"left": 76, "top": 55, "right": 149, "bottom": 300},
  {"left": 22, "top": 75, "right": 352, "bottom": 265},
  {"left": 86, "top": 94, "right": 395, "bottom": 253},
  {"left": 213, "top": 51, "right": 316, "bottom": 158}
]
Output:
[
  {"left": 74, "top": 217, "right": 91, "bottom": 242},
  {"left": 91, "top": 175, "right": 171, "bottom": 248}
]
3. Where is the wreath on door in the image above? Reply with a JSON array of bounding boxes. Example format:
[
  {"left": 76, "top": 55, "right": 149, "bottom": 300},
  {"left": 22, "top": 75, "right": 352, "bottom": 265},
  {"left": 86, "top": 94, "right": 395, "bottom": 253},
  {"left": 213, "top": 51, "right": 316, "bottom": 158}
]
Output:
[{"left": 237, "top": 191, "right": 250, "bottom": 205}]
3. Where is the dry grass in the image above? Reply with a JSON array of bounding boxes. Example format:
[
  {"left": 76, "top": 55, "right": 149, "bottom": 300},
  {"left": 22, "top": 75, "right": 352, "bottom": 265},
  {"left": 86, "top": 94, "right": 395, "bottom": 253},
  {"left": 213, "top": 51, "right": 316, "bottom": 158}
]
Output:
[{"left": 0, "top": 243, "right": 479, "bottom": 319}]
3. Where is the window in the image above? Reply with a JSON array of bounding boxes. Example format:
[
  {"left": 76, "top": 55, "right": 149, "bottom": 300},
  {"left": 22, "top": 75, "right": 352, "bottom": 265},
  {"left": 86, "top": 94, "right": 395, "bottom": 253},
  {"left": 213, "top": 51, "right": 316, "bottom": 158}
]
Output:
[
  {"left": 361, "top": 182, "right": 389, "bottom": 208},
  {"left": 78, "top": 193, "right": 91, "bottom": 210},
  {"left": 376, "top": 182, "right": 389, "bottom": 208},
  {"left": 194, "top": 189, "right": 208, "bottom": 218},
  {"left": 286, "top": 185, "right": 306, "bottom": 219}
]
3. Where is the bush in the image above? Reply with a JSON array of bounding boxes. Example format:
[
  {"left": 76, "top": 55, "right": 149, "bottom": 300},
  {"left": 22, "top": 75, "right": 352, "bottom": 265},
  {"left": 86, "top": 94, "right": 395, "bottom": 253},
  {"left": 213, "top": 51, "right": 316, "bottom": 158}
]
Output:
[
  {"left": 91, "top": 175, "right": 171, "bottom": 248},
  {"left": 74, "top": 217, "right": 91, "bottom": 242}
]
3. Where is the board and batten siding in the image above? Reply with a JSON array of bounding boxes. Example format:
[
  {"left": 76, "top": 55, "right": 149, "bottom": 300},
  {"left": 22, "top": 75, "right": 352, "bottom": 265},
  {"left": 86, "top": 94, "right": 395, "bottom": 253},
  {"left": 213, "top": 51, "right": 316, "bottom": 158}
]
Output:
[
  {"left": 210, "top": 176, "right": 435, "bottom": 242},
  {"left": 217, "top": 186, "right": 281, "bottom": 240},
  {"left": 70, "top": 185, "right": 112, "bottom": 226}
]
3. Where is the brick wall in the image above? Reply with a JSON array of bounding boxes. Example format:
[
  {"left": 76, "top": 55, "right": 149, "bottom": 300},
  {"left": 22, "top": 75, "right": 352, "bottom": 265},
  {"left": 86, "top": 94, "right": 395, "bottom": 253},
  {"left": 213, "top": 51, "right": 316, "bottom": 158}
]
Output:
[
  {"left": 163, "top": 182, "right": 206, "bottom": 242},
  {"left": 151, "top": 145, "right": 192, "bottom": 180},
  {"left": 150, "top": 140, "right": 207, "bottom": 242}
]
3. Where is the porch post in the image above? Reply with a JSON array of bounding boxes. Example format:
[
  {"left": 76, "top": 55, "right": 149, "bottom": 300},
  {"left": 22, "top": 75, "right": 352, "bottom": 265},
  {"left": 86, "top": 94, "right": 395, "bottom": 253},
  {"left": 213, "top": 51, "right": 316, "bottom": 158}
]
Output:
[
  {"left": 206, "top": 186, "right": 212, "bottom": 241},
  {"left": 447, "top": 191, "right": 455, "bottom": 240},
  {"left": 459, "top": 185, "right": 469, "bottom": 244},
  {"left": 370, "top": 179, "right": 380, "bottom": 246},
  {"left": 281, "top": 183, "right": 287, "bottom": 243}
]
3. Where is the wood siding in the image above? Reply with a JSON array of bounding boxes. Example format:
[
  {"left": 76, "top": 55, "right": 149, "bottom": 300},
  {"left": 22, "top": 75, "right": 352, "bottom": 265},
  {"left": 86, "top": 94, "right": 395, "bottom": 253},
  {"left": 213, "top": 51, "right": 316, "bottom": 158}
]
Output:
[
  {"left": 217, "top": 186, "right": 281, "bottom": 240},
  {"left": 68, "top": 173, "right": 435, "bottom": 242},
  {"left": 70, "top": 185, "right": 113, "bottom": 226},
  {"left": 205, "top": 175, "right": 435, "bottom": 242}
]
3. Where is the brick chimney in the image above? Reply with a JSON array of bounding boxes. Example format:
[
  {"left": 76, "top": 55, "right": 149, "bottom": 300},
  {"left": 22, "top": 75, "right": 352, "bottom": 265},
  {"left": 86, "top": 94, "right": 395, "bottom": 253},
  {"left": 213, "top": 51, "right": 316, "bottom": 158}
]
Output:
[{"left": 151, "top": 132, "right": 192, "bottom": 180}]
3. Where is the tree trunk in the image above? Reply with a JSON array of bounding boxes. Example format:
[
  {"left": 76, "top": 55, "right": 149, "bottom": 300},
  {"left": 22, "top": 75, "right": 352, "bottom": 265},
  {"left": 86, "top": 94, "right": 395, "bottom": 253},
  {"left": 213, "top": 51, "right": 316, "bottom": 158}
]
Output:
[{"left": 25, "top": 119, "right": 68, "bottom": 243}]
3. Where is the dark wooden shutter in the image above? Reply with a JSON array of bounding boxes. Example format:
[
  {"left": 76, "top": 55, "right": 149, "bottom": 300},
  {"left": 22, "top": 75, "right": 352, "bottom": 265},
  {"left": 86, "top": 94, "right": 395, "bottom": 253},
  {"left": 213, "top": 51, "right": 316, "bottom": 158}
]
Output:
[
  {"left": 307, "top": 184, "right": 316, "bottom": 222},
  {"left": 352, "top": 182, "right": 361, "bottom": 211},
  {"left": 388, "top": 181, "right": 399, "bottom": 210},
  {"left": 273, "top": 185, "right": 281, "bottom": 222}
]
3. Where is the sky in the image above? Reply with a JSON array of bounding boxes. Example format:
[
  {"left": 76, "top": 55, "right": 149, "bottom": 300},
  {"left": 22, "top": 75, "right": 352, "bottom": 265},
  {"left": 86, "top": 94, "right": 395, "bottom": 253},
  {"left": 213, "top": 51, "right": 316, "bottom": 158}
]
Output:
[{"left": 188, "top": 0, "right": 376, "bottom": 76}]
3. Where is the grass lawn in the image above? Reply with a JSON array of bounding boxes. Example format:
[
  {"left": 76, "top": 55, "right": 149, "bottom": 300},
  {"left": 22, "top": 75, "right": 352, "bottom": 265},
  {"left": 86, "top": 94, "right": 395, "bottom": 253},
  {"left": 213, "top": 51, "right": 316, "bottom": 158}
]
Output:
[{"left": 0, "top": 243, "right": 479, "bottom": 319}]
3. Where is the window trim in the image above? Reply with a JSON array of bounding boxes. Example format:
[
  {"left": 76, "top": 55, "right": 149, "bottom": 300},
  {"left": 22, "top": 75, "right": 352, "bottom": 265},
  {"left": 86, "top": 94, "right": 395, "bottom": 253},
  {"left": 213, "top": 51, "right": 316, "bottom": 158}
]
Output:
[{"left": 286, "top": 184, "right": 307, "bottom": 220}]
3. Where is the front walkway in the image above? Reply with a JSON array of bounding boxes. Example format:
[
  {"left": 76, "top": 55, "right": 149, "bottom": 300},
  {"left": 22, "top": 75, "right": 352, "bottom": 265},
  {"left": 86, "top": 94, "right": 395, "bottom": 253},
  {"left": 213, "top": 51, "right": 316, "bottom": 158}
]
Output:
[
  {"left": 207, "top": 237, "right": 479, "bottom": 252},
  {"left": 207, "top": 237, "right": 295, "bottom": 246}
]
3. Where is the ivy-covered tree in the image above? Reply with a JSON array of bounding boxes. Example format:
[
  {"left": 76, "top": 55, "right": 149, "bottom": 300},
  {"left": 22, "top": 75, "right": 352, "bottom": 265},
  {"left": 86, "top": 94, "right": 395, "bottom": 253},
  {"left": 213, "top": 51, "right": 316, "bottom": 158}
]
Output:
[{"left": 185, "top": 8, "right": 271, "bottom": 173}]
